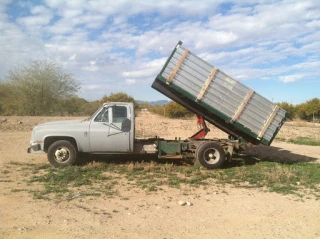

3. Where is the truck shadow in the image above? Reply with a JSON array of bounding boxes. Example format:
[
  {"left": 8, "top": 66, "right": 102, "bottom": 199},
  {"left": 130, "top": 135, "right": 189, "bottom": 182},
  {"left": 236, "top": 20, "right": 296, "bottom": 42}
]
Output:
[{"left": 227, "top": 144, "right": 319, "bottom": 168}]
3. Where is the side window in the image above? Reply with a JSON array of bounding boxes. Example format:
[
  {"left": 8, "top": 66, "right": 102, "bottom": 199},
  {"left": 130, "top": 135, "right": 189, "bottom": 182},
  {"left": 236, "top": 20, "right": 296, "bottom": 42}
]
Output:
[
  {"left": 94, "top": 108, "right": 109, "bottom": 122},
  {"left": 112, "top": 106, "right": 128, "bottom": 123}
]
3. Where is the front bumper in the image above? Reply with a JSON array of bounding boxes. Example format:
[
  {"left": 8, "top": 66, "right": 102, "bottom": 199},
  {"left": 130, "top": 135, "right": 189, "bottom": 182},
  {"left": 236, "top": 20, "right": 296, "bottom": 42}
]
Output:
[{"left": 27, "top": 142, "right": 42, "bottom": 153}]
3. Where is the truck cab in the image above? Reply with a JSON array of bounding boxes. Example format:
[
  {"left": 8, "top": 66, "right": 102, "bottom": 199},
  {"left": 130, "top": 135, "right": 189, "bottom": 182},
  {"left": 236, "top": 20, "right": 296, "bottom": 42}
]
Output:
[{"left": 89, "top": 102, "right": 135, "bottom": 153}]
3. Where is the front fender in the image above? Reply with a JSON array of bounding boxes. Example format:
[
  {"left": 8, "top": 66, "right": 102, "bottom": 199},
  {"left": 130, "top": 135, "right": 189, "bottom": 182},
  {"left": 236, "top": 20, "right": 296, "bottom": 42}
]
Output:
[{"left": 42, "top": 134, "right": 91, "bottom": 153}]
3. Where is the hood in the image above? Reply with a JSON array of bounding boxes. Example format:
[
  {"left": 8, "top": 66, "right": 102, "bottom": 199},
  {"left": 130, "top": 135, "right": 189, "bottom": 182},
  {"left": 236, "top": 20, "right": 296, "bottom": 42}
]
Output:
[
  {"left": 34, "top": 119, "right": 89, "bottom": 132},
  {"left": 38, "top": 119, "right": 85, "bottom": 126}
]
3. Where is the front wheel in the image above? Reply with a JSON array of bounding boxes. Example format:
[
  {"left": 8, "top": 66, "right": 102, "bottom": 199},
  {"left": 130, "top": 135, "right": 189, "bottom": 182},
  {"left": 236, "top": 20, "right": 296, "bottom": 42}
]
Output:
[
  {"left": 195, "top": 142, "right": 225, "bottom": 169},
  {"left": 47, "top": 140, "right": 78, "bottom": 167}
]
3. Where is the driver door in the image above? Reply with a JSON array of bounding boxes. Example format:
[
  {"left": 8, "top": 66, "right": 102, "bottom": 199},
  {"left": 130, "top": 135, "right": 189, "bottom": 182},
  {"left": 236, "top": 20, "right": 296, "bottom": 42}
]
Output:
[{"left": 89, "top": 105, "right": 131, "bottom": 152}]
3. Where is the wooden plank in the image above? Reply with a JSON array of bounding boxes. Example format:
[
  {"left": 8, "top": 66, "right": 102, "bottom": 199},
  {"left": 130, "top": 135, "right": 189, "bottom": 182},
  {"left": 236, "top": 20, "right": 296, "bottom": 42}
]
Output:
[
  {"left": 166, "top": 49, "right": 189, "bottom": 85},
  {"left": 196, "top": 67, "right": 218, "bottom": 101},
  {"left": 232, "top": 90, "right": 254, "bottom": 121},
  {"left": 258, "top": 105, "right": 280, "bottom": 138}
]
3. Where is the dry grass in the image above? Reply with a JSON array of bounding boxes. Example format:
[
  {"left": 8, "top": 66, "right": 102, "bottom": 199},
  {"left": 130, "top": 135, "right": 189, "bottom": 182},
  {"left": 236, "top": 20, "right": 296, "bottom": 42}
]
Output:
[
  {"left": 285, "top": 120, "right": 320, "bottom": 128},
  {"left": 265, "top": 164, "right": 296, "bottom": 183},
  {"left": 276, "top": 120, "right": 320, "bottom": 141}
]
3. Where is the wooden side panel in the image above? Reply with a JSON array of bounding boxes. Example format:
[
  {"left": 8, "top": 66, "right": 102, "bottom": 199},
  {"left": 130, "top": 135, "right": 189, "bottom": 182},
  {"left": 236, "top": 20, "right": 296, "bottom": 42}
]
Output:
[
  {"left": 258, "top": 105, "right": 280, "bottom": 138},
  {"left": 197, "top": 67, "right": 218, "bottom": 101},
  {"left": 166, "top": 49, "right": 189, "bottom": 85},
  {"left": 232, "top": 90, "right": 254, "bottom": 121}
]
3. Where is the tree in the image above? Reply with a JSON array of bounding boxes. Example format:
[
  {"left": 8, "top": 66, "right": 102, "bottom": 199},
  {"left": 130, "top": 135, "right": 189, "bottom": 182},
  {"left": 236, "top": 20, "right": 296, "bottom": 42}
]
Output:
[
  {"left": 5, "top": 60, "right": 80, "bottom": 115},
  {"left": 166, "top": 101, "right": 192, "bottom": 118},
  {"left": 305, "top": 98, "right": 320, "bottom": 116},
  {"left": 296, "top": 98, "right": 320, "bottom": 121},
  {"left": 148, "top": 104, "right": 165, "bottom": 116},
  {"left": 304, "top": 98, "right": 320, "bottom": 121},
  {"left": 296, "top": 103, "right": 308, "bottom": 120},
  {"left": 0, "top": 81, "right": 20, "bottom": 115},
  {"left": 81, "top": 101, "right": 101, "bottom": 116},
  {"left": 100, "top": 92, "right": 139, "bottom": 110},
  {"left": 277, "top": 102, "right": 296, "bottom": 120},
  {"left": 58, "top": 96, "right": 88, "bottom": 116}
]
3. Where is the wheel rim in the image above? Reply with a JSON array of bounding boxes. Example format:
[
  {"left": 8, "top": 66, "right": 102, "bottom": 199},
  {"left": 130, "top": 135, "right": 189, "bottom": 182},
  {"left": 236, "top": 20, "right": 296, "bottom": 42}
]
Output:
[
  {"left": 203, "top": 148, "right": 220, "bottom": 164},
  {"left": 54, "top": 147, "right": 70, "bottom": 163}
]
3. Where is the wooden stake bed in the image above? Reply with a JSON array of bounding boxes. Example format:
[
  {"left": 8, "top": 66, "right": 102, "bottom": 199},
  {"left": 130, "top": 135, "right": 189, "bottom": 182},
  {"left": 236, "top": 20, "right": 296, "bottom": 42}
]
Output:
[{"left": 154, "top": 41, "right": 287, "bottom": 146}]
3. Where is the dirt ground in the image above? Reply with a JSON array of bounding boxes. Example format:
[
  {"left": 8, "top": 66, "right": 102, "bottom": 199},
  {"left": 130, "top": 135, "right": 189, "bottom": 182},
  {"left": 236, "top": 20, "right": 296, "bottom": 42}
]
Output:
[{"left": 0, "top": 112, "right": 320, "bottom": 239}]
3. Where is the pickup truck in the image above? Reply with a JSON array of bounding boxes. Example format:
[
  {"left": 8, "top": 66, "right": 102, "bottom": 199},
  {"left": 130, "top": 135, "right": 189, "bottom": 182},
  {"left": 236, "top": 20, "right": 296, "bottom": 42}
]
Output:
[{"left": 28, "top": 41, "right": 286, "bottom": 169}]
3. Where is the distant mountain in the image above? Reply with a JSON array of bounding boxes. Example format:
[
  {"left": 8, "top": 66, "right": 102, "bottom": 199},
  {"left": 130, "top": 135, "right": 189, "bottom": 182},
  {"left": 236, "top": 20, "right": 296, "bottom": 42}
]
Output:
[{"left": 137, "top": 100, "right": 169, "bottom": 106}]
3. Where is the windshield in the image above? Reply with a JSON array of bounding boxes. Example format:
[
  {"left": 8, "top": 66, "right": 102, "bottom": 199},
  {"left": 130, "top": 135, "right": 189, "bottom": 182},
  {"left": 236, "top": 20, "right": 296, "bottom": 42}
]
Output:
[{"left": 86, "top": 106, "right": 104, "bottom": 121}]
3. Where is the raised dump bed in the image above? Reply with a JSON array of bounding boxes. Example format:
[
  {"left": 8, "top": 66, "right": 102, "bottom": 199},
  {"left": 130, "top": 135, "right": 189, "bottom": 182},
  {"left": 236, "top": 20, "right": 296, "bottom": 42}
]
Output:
[{"left": 152, "top": 41, "right": 286, "bottom": 146}]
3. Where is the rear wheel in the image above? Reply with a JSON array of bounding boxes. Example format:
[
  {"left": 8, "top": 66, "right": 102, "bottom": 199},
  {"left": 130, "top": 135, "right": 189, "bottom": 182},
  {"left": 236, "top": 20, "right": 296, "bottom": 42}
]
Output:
[
  {"left": 47, "top": 140, "right": 78, "bottom": 167},
  {"left": 195, "top": 142, "right": 225, "bottom": 169}
]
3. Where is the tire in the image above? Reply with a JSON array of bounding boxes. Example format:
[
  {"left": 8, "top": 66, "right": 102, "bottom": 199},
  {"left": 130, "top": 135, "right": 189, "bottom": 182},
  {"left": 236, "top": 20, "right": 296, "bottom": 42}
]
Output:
[
  {"left": 47, "top": 140, "right": 78, "bottom": 167},
  {"left": 195, "top": 142, "right": 225, "bottom": 169}
]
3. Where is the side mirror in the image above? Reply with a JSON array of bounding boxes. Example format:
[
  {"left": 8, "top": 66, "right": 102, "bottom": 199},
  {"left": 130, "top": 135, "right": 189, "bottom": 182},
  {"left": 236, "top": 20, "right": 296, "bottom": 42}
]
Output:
[{"left": 122, "top": 118, "right": 131, "bottom": 127}]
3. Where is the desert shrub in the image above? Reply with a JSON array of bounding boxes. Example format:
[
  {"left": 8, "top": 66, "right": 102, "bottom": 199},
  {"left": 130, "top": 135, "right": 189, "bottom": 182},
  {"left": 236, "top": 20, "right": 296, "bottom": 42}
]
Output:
[
  {"left": 4, "top": 60, "right": 80, "bottom": 116},
  {"left": 165, "top": 101, "right": 193, "bottom": 118},
  {"left": 100, "top": 92, "right": 139, "bottom": 110},
  {"left": 148, "top": 105, "right": 165, "bottom": 116},
  {"left": 277, "top": 102, "right": 296, "bottom": 120},
  {"left": 296, "top": 98, "right": 320, "bottom": 121}
]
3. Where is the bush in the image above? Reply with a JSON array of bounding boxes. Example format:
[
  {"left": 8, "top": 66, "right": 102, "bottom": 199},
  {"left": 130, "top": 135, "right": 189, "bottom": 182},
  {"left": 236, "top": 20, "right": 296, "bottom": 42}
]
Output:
[
  {"left": 296, "top": 98, "right": 320, "bottom": 121},
  {"left": 277, "top": 102, "right": 296, "bottom": 120},
  {"left": 100, "top": 92, "right": 139, "bottom": 110},
  {"left": 166, "top": 101, "right": 192, "bottom": 118},
  {"left": 4, "top": 60, "right": 80, "bottom": 116}
]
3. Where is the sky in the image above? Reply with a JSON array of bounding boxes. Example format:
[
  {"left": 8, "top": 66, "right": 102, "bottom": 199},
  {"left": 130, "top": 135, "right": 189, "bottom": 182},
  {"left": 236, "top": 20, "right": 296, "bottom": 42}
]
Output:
[{"left": 0, "top": 0, "right": 319, "bottom": 104}]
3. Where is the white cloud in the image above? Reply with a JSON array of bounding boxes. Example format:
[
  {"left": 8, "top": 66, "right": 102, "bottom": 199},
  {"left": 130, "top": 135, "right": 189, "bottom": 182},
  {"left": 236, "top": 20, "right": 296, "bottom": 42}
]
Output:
[
  {"left": 46, "top": 19, "right": 75, "bottom": 34},
  {"left": 122, "top": 58, "right": 167, "bottom": 79},
  {"left": 81, "top": 84, "right": 103, "bottom": 91},
  {"left": 125, "top": 79, "right": 135, "bottom": 85},
  {"left": 292, "top": 60, "right": 320, "bottom": 69},
  {"left": 69, "top": 54, "right": 76, "bottom": 60},
  {"left": 31, "top": 5, "right": 50, "bottom": 15},
  {"left": 279, "top": 74, "right": 304, "bottom": 83},
  {"left": 17, "top": 5, "right": 53, "bottom": 28},
  {"left": 194, "top": 31, "right": 238, "bottom": 50},
  {"left": 61, "top": 9, "right": 83, "bottom": 18},
  {"left": 82, "top": 65, "right": 98, "bottom": 72}
]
